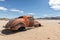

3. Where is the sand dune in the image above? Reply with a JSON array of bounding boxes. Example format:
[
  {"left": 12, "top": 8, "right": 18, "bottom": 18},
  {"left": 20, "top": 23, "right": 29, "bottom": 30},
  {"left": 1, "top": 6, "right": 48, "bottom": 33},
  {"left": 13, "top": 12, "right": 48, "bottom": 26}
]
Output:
[{"left": 0, "top": 20, "right": 60, "bottom": 40}]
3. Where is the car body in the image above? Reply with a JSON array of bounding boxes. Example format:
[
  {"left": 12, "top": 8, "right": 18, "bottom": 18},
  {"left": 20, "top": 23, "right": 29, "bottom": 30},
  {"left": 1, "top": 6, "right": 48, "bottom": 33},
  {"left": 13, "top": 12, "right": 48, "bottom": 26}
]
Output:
[{"left": 4, "top": 16, "right": 41, "bottom": 30}]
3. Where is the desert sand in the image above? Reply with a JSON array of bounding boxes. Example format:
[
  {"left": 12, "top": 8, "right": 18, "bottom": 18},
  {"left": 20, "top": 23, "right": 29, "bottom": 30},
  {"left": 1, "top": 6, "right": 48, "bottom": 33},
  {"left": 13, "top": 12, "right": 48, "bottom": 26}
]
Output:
[{"left": 0, "top": 20, "right": 60, "bottom": 40}]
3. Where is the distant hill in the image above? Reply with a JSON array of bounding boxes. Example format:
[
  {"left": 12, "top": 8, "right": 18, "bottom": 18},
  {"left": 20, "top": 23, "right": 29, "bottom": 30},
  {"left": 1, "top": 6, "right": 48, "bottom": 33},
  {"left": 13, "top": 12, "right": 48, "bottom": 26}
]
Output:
[
  {"left": 37, "top": 16, "right": 60, "bottom": 20},
  {"left": 0, "top": 18, "right": 10, "bottom": 20}
]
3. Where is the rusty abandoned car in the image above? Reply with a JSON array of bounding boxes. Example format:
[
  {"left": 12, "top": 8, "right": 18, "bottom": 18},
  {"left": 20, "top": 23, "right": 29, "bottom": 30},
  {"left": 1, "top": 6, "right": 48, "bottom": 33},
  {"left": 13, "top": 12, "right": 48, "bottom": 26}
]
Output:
[{"left": 4, "top": 16, "right": 41, "bottom": 31}]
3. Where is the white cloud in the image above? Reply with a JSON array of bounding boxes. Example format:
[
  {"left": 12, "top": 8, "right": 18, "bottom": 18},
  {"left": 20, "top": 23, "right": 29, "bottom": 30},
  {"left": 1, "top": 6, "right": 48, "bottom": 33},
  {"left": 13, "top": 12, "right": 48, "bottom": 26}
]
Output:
[
  {"left": 43, "top": 14, "right": 53, "bottom": 17},
  {"left": 0, "top": 6, "right": 24, "bottom": 13},
  {"left": 49, "top": 0, "right": 60, "bottom": 10},
  {"left": 43, "top": 14, "right": 49, "bottom": 17},
  {"left": 0, "top": 0, "right": 5, "bottom": 1},
  {"left": 10, "top": 9, "right": 24, "bottom": 13},
  {"left": 28, "top": 13, "right": 35, "bottom": 15},
  {"left": 0, "top": 7, "right": 8, "bottom": 11}
]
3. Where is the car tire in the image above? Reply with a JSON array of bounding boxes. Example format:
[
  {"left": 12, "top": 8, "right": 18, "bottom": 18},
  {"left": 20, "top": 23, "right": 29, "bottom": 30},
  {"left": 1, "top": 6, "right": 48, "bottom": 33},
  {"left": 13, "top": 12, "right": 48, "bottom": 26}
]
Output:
[
  {"left": 34, "top": 23, "right": 41, "bottom": 27},
  {"left": 18, "top": 27, "right": 26, "bottom": 31}
]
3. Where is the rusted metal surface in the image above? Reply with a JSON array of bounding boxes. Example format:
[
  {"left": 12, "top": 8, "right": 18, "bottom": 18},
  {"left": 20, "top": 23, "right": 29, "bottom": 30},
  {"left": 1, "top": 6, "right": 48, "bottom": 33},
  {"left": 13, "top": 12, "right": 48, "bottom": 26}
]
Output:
[{"left": 4, "top": 16, "right": 41, "bottom": 30}]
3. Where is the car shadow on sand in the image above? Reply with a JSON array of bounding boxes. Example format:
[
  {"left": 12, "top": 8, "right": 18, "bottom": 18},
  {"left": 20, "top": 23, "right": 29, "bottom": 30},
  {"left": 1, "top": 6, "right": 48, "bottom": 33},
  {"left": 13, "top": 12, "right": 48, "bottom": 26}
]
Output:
[{"left": 1, "top": 28, "right": 33, "bottom": 35}]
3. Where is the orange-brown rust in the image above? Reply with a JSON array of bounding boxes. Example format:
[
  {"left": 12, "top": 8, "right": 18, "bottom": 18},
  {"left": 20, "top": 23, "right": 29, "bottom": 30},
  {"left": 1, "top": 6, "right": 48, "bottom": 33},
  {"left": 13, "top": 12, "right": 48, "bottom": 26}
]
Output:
[{"left": 4, "top": 16, "right": 41, "bottom": 30}]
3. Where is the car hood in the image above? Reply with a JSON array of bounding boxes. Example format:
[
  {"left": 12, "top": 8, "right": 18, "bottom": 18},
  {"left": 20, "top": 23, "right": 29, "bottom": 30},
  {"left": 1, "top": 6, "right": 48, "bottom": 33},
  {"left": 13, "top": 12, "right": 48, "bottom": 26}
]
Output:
[
  {"left": 5, "top": 19, "right": 16, "bottom": 28},
  {"left": 4, "top": 18, "right": 25, "bottom": 28}
]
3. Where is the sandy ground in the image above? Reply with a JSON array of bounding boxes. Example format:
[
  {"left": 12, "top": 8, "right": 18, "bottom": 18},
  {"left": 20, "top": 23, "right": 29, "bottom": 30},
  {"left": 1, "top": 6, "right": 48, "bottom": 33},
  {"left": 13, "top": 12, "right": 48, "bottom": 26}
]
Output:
[{"left": 0, "top": 20, "right": 60, "bottom": 40}]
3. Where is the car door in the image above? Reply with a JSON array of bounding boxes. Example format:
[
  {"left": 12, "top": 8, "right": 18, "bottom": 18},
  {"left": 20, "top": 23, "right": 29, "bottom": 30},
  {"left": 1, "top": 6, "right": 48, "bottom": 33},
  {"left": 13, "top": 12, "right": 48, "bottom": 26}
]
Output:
[{"left": 28, "top": 17, "right": 34, "bottom": 27}]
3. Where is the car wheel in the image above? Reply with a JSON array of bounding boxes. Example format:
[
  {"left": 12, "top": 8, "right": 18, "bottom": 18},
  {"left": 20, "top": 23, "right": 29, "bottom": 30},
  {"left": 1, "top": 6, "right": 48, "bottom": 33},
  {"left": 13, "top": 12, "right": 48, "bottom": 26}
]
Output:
[
  {"left": 39, "top": 23, "right": 41, "bottom": 27},
  {"left": 18, "top": 27, "right": 26, "bottom": 31},
  {"left": 34, "top": 23, "right": 41, "bottom": 27}
]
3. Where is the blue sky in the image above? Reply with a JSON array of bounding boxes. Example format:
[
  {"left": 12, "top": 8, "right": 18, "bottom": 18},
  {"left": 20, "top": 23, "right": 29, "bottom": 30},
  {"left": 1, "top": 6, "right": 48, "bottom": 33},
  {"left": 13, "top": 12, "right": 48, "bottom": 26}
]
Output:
[{"left": 0, "top": 0, "right": 60, "bottom": 18}]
